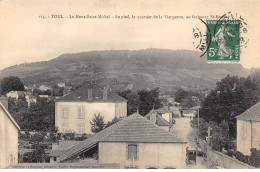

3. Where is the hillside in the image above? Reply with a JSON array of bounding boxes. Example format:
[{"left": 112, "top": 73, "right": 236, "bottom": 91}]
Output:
[{"left": 0, "top": 49, "right": 249, "bottom": 92}]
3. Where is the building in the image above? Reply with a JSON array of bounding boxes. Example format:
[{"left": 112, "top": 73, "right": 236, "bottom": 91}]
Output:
[
  {"left": 170, "top": 105, "right": 181, "bottom": 117},
  {"left": 0, "top": 101, "right": 20, "bottom": 168},
  {"left": 50, "top": 113, "right": 187, "bottom": 169},
  {"left": 144, "top": 109, "right": 171, "bottom": 131},
  {"left": 57, "top": 82, "right": 66, "bottom": 88},
  {"left": 166, "top": 97, "right": 174, "bottom": 104},
  {"left": 5, "top": 91, "right": 24, "bottom": 100},
  {"left": 154, "top": 106, "right": 174, "bottom": 124},
  {"left": 55, "top": 84, "right": 127, "bottom": 134},
  {"left": 236, "top": 102, "right": 260, "bottom": 155},
  {"left": 38, "top": 84, "right": 52, "bottom": 91}
]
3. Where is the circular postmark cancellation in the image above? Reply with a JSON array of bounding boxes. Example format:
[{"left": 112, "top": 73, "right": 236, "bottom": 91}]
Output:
[{"left": 192, "top": 11, "right": 249, "bottom": 63}]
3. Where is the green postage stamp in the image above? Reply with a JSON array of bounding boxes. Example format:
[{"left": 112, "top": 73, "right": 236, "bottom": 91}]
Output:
[{"left": 207, "top": 20, "right": 240, "bottom": 63}]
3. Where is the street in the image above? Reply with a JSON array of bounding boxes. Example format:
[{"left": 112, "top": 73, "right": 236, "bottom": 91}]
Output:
[{"left": 171, "top": 113, "right": 207, "bottom": 169}]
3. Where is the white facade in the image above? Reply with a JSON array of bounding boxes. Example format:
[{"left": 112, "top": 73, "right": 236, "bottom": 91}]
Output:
[
  {"left": 237, "top": 119, "right": 260, "bottom": 155},
  {"left": 6, "top": 91, "right": 24, "bottom": 100},
  {"left": 99, "top": 142, "right": 186, "bottom": 169},
  {"left": 55, "top": 101, "right": 127, "bottom": 134},
  {"left": 162, "top": 112, "right": 172, "bottom": 123},
  {"left": 57, "top": 83, "right": 66, "bottom": 88},
  {"left": 25, "top": 95, "right": 37, "bottom": 106},
  {"left": 0, "top": 103, "right": 20, "bottom": 169},
  {"left": 38, "top": 85, "right": 52, "bottom": 91}
]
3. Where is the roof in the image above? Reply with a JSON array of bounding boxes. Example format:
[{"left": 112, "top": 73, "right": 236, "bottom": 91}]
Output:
[
  {"left": 109, "top": 83, "right": 133, "bottom": 92},
  {"left": 48, "top": 140, "right": 83, "bottom": 157},
  {"left": 144, "top": 109, "right": 170, "bottom": 126},
  {"left": 58, "top": 113, "right": 186, "bottom": 162},
  {"left": 0, "top": 102, "right": 21, "bottom": 130},
  {"left": 236, "top": 102, "right": 260, "bottom": 121},
  {"left": 155, "top": 106, "right": 171, "bottom": 115},
  {"left": 55, "top": 84, "right": 127, "bottom": 103}
]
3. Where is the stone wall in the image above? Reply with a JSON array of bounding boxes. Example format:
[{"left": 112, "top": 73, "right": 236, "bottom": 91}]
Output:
[{"left": 199, "top": 139, "right": 256, "bottom": 169}]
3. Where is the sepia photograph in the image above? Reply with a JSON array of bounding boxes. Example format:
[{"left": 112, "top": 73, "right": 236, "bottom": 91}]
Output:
[{"left": 0, "top": 0, "right": 259, "bottom": 169}]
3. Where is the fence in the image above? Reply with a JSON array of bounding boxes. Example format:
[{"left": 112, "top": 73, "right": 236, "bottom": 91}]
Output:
[{"left": 198, "top": 139, "right": 256, "bottom": 169}]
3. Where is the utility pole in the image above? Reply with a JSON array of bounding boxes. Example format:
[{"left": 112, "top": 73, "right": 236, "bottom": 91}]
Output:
[
  {"left": 198, "top": 109, "right": 200, "bottom": 132},
  {"left": 206, "top": 126, "right": 212, "bottom": 144}
]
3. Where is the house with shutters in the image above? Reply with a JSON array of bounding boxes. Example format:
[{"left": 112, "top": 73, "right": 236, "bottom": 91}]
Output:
[
  {"left": 49, "top": 113, "right": 187, "bottom": 169},
  {"left": 0, "top": 98, "right": 20, "bottom": 169},
  {"left": 54, "top": 83, "right": 127, "bottom": 134},
  {"left": 236, "top": 102, "right": 260, "bottom": 155}
]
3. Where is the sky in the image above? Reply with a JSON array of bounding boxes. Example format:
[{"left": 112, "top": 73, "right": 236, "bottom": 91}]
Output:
[{"left": 0, "top": 0, "right": 260, "bottom": 70}]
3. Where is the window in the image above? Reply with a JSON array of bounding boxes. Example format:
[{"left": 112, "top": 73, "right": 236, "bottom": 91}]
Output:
[
  {"left": 62, "top": 107, "right": 69, "bottom": 119},
  {"left": 78, "top": 107, "right": 85, "bottom": 119},
  {"left": 62, "top": 123, "right": 68, "bottom": 133},
  {"left": 78, "top": 123, "right": 85, "bottom": 134},
  {"left": 127, "top": 144, "right": 138, "bottom": 160}
]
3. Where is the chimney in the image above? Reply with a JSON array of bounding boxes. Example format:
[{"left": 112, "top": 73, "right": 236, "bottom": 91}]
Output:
[
  {"left": 88, "top": 89, "right": 92, "bottom": 100},
  {"left": 150, "top": 112, "right": 156, "bottom": 124},
  {"left": 0, "top": 96, "right": 8, "bottom": 110},
  {"left": 103, "top": 87, "right": 107, "bottom": 100}
]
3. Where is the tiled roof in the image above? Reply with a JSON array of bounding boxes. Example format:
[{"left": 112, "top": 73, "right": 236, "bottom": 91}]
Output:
[
  {"left": 155, "top": 106, "right": 170, "bottom": 114},
  {"left": 236, "top": 102, "right": 260, "bottom": 121},
  {"left": 55, "top": 84, "right": 127, "bottom": 103},
  {"left": 144, "top": 109, "right": 170, "bottom": 126},
  {"left": 58, "top": 113, "right": 186, "bottom": 162}
]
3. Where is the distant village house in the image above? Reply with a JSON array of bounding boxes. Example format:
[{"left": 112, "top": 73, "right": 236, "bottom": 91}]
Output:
[
  {"left": 38, "top": 84, "right": 52, "bottom": 91},
  {"left": 5, "top": 91, "right": 24, "bottom": 100},
  {"left": 144, "top": 109, "right": 171, "bottom": 131}
]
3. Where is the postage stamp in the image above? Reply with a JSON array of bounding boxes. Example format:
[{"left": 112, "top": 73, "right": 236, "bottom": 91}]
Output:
[
  {"left": 206, "top": 20, "right": 240, "bottom": 62},
  {"left": 192, "top": 12, "right": 249, "bottom": 63}
]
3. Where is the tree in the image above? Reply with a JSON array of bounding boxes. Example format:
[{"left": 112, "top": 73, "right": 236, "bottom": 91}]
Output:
[
  {"left": 138, "top": 87, "right": 162, "bottom": 116},
  {"left": 200, "top": 74, "right": 260, "bottom": 138},
  {"left": 0, "top": 76, "right": 25, "bottom": 95},
  {"left": 8, "top": 96, "right": 28, "bottom": 125},
  {"left": 90, "top": 113, "right": 105, "bottom": 133},
  {"left": 29, "top": 132, "right": 48, "bottom": 163},
  {"left": 22, "top": 97, "right": 55, "bottom": 131},
  {"left": 52, "top": 84, "right": 64, "bottom": 96},
  {"left": 33, "top": 88, "right": 44, "bottom": 95},
  {"left": 29, "top": 144, "right": 47, "bottom": 163},
  {"left": 174, "top": 88, "right": 198, "bottom": 108},
  {"left": 118, "top": 90, "right": 140, "bottom": 115},
  {"left": 105, "top": 116, "right": 121, "bottom": 128},
  {"left": 191, "top": 118, "right": 231, "bottom": 151}
]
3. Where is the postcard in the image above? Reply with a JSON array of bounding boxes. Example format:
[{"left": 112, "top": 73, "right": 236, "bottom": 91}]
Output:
[{"left": 0, "top": 0, "right": 259, "bottom": 169}]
